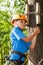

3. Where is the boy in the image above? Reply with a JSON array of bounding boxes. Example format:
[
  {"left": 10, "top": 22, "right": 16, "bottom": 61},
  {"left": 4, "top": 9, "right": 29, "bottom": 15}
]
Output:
[{"left": 9, "top": 14, "right": 40, "bottom": 65}]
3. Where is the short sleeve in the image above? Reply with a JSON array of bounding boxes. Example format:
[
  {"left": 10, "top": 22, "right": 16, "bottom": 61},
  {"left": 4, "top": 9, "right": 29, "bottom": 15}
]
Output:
[{"left": 12, "top": 27, "right": 26, "bottom": 40}]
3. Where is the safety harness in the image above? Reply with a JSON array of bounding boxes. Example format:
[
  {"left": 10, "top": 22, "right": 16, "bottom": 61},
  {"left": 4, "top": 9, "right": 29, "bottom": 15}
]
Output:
[
  {"left": 8, "top": 50, "right": 27, "bottom": 65},
  {"left": 11, "top": 50, "right": 26, "bottom": 61}
]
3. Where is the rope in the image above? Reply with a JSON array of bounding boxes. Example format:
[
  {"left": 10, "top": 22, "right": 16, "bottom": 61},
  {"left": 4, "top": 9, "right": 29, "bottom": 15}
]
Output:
[
  {"left": 22, "top": 53, "right": 28, "bottom": 65},
  {"left": 37, "top": 58, "right": 43, "bottom": 65},
  {"left": 28, "top": 58, "right": 43, "bottom": 65}
]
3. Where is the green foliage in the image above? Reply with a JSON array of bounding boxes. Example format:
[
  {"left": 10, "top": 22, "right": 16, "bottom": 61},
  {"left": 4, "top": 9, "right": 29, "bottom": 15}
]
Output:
[
  {"left": 0, "top": 11, "right": 11, "bottom": 22},
  {"left": 0, "top": 20, "right": 13, "bottom": 65},
  {"left": 0, "top": 0, "right": 5, "bottom": 2},
  {"left": 13, "top": 0, "right": 26, "bottom": 14}
]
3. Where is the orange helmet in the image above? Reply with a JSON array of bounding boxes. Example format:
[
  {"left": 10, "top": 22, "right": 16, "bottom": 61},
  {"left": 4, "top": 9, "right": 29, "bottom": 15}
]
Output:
[{"left": 11, "top": 14, "right": 27, "bottom": 24}]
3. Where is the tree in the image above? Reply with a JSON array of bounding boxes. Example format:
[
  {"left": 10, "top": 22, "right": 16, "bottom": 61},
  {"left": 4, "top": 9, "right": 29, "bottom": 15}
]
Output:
[{"left": 26, "top": 0, "right": 43, "bottom": 65}]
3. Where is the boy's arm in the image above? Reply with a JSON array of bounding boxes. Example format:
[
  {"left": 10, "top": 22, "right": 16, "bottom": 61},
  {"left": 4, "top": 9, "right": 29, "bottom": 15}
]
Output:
[
  {"left": 30, "top": 35, "right": 37, "bottom": 49},
  {"left": 22, "top": 27, "right": 40, "bottom": 42}
]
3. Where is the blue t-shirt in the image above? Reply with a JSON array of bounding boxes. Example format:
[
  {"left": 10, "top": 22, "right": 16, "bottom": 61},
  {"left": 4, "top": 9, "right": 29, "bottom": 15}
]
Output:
[{"left": 9, "top": 27, "right": 31, "bottom": 61}]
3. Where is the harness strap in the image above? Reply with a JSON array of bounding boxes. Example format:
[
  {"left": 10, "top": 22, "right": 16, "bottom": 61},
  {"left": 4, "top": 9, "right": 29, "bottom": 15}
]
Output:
[{"left": 11, "top": 50, "right": 26, "bottom": 61}]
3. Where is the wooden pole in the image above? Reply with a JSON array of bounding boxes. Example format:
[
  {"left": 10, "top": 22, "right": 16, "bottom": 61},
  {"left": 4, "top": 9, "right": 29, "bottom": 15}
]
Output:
[{"left": 26, "top": 0, "right": 43, "bottom": 65}]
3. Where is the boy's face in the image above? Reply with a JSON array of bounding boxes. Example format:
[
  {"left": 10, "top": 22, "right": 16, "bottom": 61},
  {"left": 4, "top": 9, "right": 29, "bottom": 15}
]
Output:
[{"left": 17, "top": 20, "right": 26, "bottom": 29}]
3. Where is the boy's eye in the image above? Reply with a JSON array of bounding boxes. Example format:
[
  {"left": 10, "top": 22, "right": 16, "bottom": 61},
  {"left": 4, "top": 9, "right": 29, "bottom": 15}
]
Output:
[
  {"left": 20, "top": 20, "right": 26, "bottom": 23},
  {"left": 22, "top": 21, "right": 26, "bottom": 23},
  {"left": 16, "top": 19, "right": 19, "bottom": 21}
]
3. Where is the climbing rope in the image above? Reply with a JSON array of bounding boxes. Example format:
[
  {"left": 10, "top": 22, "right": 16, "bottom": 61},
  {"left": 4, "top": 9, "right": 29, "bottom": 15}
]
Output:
[
  {"left": 37, "top": 58, "right": 43, "bottom": 65},
  {"left": 28, "top": 58, "right": 43, "bottom": 65}
]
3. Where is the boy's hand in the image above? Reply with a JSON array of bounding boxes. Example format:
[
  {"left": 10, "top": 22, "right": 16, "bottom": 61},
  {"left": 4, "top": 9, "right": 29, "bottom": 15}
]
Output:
[{"left": 34, "top": 27, "right": 40, "bottom": 34}]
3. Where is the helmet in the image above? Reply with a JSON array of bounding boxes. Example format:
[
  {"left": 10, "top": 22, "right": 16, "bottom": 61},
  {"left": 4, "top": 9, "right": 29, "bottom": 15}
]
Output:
[{"left": 11, "top": 14, "right": 27, "bottom": 24}]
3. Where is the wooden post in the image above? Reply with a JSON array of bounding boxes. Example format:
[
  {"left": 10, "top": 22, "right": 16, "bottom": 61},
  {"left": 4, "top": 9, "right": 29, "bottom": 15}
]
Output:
[{"left": 25, "top": 0, "right": 43, "bottom": 65}]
